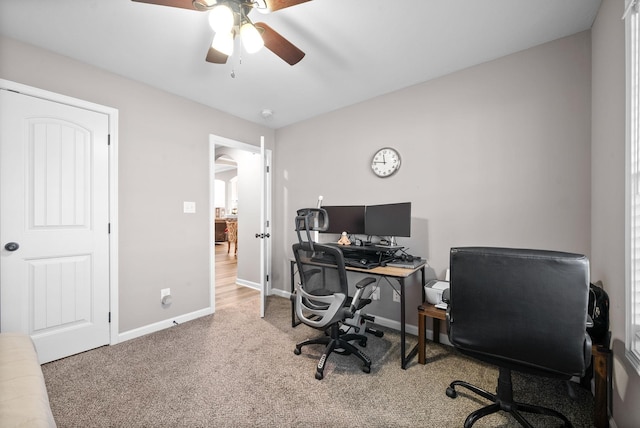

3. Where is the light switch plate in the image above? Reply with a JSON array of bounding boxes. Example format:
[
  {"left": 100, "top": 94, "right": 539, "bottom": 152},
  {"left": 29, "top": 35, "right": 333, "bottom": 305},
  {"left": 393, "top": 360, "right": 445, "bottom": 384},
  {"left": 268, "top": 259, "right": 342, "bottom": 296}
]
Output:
[{"left": 183, "top": 201, "right": 196, "bottom": 213}]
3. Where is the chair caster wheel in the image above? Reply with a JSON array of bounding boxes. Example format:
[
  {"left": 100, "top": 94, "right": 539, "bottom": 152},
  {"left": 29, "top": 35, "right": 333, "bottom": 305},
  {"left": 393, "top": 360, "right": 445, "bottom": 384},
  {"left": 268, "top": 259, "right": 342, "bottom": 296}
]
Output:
[
  {"left": 362, "top": 366, "right": 371, "bottom": 374},
  {"left": 315, "top": 372, "right": 323, "bottom": 380},
  {"left": 294, "top": 348, "right": 301, "bottom": 355},
  {"left": 446, "top": 387, "right": 457, "bottom": 398},
  {"left": 359, "top": 339, "right": 367, "bottom": 347}
]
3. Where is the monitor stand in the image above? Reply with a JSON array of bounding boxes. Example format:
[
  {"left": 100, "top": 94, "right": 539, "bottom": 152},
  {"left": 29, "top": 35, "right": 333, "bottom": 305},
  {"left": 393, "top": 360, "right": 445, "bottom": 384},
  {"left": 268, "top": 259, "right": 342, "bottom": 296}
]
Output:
[
  {"left": 378, "top": 236, "right": 397, "bottom": 246},
  {"left": 376, "top": 236, "right": 402, "bottom": 250}
]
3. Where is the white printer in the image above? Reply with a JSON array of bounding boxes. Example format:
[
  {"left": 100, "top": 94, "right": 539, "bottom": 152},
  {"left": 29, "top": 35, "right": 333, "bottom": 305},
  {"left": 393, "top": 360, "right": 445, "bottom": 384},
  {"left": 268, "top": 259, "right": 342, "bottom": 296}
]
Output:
[{"left": 424, "top": 279, "right": 450, "bottom": 309}]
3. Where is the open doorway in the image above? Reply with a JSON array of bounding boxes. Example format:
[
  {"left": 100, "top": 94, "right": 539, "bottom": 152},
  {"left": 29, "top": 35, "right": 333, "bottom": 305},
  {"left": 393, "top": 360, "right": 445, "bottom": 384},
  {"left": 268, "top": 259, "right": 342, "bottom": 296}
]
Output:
[
  {"left": 214, "top": 154, "right": 258, "bottom": 309},
  {"left": 209, "top": 134, "right": 271, "bottom": 317}
]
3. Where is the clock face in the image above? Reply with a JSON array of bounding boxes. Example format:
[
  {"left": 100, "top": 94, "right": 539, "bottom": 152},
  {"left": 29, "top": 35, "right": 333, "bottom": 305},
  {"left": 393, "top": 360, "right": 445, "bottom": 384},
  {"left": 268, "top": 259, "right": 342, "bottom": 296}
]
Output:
[{"left": 371, "top": 147, "right": 401, "bottom": 177}]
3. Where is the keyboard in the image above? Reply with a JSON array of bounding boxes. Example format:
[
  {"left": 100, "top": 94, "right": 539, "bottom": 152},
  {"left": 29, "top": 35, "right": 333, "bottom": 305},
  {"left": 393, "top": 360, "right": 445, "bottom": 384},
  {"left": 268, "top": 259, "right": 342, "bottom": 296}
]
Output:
[
  {"left": 344, "top": 258, "right": 379, "bottom": 269},
  {"left": 385, "top": 258, "right": 425, "bottom": 269}
]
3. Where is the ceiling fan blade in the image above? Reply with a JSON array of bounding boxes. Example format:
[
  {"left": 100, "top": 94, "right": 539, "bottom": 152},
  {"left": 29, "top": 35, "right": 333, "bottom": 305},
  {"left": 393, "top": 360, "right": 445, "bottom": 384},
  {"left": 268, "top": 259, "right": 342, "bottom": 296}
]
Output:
[
  {"left": 131, "top": 0, "right": 201, "bottom": 10},
  {"left": 256, "top": 22, "right": 305, "bottom": 66},
  {"left": 206, "top": 46, "right": 229, "bottom": 64},
  {"left": 265, "top": 0, "right": 312, "bottom": 12}
]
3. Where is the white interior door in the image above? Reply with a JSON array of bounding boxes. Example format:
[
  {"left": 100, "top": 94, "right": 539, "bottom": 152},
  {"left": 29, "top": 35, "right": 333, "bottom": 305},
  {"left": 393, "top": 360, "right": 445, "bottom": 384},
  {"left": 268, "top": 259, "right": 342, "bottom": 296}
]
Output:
[
  {"left": 259, "top": 137, "right": 272, "bottom": 317},
  {"left": 0, "top": 89, "right": 111, "bottom": 363}
]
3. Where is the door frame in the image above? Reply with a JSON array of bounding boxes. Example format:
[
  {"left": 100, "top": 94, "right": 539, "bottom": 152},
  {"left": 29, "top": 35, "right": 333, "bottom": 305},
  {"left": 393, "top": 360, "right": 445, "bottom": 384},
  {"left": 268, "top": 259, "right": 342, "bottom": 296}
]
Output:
[
  {"left": 209, "top": 134, "right": 271, "bottom": 315},
  {"left": 0, "top": 79, "right": 120, "bottom": 346}
]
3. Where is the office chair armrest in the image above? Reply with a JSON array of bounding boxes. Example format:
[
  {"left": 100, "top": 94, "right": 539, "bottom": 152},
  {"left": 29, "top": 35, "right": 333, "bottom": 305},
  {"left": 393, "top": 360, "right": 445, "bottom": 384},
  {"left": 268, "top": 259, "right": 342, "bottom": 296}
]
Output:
[
  {"left": 350, "top": 277, "right": 376, "bottom": 313},
  {"left": 355, "top": 277, "right": 376, "bottom": 289},
  {"left": 584, "top": 332, "right": 593, "bottom": 369},
  {"left": 584, "top": 316, "right": 594, "bottom": 367},
  {"left": 586, "top": 314, "right": 594, "bottom": 328}
]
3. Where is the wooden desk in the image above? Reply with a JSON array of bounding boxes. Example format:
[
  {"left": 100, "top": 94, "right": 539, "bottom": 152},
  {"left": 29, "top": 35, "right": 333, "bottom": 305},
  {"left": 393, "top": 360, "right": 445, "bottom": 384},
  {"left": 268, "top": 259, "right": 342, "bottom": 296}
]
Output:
[
  {"left": 290, "top": 259, "right": 426, "bottom": 369},
  {"left": 417, "top": 302, "right": 447, "bottom": 364}
]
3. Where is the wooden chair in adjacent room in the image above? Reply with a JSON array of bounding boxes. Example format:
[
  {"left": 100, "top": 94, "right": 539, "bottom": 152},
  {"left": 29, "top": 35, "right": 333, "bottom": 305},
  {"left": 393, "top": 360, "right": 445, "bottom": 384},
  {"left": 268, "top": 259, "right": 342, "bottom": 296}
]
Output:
[{"left": 225, "top": 220, "right": 237, "bottom": 255}]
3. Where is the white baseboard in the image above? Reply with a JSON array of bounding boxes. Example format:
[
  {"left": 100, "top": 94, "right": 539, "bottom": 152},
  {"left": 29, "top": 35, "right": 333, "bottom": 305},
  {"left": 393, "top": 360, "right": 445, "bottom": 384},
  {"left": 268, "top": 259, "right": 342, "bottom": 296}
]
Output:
[
  {"left": 118, "top": 307, "right": 213, "bottom": 343},
  {"left": 372, "top": 314, "right": 417, "bottom": 336},
  {"left": 270, "top": 288, "right": 291, "bottom": 299},
  {"left": 374, "top": 315, "right": 451, "bottom": 345},
  {"left": 236, "top": 278, "right": 260, "bottom": 291}
]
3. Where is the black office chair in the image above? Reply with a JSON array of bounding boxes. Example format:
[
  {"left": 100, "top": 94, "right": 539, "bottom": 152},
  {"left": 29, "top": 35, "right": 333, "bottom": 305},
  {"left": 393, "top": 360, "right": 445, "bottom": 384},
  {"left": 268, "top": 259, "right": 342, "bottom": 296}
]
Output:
[
  {"left": 292, "top": 208, "right": 381, "bottom": 380},
  {"left": 445, "top": 247, "right": 592, "bottom": 428}
]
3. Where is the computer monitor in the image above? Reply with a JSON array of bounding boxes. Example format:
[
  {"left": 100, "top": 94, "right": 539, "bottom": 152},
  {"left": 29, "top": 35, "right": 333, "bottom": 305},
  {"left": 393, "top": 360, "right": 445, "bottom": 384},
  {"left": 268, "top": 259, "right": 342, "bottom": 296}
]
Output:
[
  {"left": 364, "top": 202, "right": 411, "bottom": 243},
  {"left": 320, "top": 205, "right": 366, "bottom": 234}
]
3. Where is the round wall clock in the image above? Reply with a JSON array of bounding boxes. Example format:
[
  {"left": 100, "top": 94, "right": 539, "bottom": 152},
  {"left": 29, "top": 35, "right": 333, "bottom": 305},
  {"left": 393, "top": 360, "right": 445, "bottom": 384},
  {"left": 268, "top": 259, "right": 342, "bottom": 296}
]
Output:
[{"left": 371, "top": 147, "right": 401, "bottom": 178}]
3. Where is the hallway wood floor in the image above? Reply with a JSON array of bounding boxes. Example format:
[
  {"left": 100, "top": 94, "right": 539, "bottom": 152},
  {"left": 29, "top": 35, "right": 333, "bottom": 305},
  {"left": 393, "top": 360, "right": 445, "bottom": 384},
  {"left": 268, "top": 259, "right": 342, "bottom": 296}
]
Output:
[{"left": 215, "top": 243, "right": 259, "bottom": 309}]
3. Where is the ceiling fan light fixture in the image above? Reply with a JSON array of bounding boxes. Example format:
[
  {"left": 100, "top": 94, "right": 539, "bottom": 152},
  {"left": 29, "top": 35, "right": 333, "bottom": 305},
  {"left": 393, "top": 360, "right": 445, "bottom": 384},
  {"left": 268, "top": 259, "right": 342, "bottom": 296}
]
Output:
[
  {"left": 240, "top": 22, "right": 264, "bottom": 53},
  {"left": 208, "top": 4, "right": 234, "bottom": 33},
  {"left": 211, "top": 31, "right": 234, "bottom": 56}
]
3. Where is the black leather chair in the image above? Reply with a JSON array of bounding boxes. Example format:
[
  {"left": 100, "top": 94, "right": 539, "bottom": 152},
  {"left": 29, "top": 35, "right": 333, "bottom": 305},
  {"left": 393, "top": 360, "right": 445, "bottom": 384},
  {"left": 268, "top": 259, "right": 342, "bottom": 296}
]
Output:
[
  {"left": 446, "top": 247, "right": 592, "bottom": 428},
  {"left": 292, "top": 208, "right": 381, "bottom": 380}
]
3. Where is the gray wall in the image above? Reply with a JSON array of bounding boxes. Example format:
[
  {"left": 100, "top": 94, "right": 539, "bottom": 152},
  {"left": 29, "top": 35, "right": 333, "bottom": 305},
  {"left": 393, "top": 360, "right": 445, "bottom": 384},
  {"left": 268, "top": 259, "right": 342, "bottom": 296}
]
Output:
[
  {"left": 592, "top": 0, "right": 640, "bottom": 425},
  {"left": 273, "top": 31, "right": 592, "bottom": 328},
  {"left": 0, "top": 36, "right": 275, "bottom": 333}
]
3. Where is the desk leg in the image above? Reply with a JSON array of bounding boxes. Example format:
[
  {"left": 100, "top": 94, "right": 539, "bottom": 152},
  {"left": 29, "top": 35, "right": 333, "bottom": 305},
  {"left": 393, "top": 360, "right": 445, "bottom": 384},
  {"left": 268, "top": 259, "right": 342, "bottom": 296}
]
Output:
[
  {"left": 418, "top": 312, "right": 426, "bottom": 364},
  {"left": 420, "top": 265, "right": 426, "bottom": 300},
  {"left": 401, "top": 278, "right": 420, "bottom": 369},
  {"left": 400, "top": 277, "right": 407, "bottom": 368},
  {"left": 402, "top": 265, "right": 426, "bottom": 369}
]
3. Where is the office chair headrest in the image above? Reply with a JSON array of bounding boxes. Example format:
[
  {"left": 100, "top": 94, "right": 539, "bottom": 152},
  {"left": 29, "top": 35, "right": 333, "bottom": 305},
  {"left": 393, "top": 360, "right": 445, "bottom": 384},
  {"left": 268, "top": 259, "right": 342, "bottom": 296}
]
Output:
[
  {"left": 295, "top": 208, "right": 329, "bottom": 248},
  {"left": 295, "top": 208, "right": 329, "bottom": 232}
]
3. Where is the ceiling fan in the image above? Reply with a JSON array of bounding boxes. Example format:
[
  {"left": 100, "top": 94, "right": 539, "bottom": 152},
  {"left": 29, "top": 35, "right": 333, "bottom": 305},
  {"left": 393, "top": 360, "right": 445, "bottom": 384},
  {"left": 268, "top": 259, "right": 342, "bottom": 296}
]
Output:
[{"left": 132, "top": 0, "right": 310, "bottom": 65}]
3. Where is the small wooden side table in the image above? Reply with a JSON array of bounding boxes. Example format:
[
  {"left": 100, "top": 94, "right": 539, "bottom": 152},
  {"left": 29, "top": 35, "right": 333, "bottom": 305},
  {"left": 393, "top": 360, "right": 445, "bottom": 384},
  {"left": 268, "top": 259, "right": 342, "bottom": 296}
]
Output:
[
  {"left": 591, "top": 343, "right": 612, "bottom": 428},
  {"left": 417, "top": 302, "right": 447, "bottom": 364}
]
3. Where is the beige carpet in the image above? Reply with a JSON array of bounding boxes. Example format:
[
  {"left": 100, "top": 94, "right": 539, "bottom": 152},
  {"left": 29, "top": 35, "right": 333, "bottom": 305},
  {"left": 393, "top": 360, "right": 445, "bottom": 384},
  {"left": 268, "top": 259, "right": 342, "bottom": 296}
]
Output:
[{"left": 42, "top": 296, "right": 595, "bottom": 427}]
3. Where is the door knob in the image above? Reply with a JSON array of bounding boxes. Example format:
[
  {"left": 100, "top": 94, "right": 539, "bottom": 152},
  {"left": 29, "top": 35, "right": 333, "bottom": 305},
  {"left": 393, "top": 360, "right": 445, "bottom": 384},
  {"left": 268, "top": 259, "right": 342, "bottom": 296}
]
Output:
[{"left": 4, "top": 242, "right": 19, "bottom": 251}]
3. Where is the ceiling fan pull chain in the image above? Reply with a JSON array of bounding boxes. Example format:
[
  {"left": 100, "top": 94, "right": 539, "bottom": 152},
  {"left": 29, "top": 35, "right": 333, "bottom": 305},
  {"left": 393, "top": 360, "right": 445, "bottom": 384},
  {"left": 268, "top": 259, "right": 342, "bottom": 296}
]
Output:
[{"left": 231, "top": 48, "right": 244, "bottom": 78}]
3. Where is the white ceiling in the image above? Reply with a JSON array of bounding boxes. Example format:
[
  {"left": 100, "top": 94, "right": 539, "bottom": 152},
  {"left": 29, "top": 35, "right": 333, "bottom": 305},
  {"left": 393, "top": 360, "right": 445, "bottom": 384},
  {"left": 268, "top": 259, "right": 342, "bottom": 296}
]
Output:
[{"left": 0, "top": 0, "right": 602, "bottom": 129}]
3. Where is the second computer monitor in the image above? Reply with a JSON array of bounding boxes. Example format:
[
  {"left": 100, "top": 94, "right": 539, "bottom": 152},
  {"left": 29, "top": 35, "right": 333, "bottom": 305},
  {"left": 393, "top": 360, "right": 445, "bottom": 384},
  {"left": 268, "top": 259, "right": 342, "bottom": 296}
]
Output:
[
  {"left": 364, "top": 202, "right": 411, "bottom": 238},
  {"left": 321, "top": 205, "right": 366, "bottom": 234}
]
